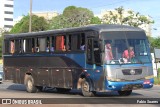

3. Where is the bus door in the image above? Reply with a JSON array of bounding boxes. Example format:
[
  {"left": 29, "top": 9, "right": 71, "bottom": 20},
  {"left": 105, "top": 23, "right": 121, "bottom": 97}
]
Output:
[
  {"left": 86, "top": 37, "right": 103, "bottom": 90},
  {"left": 86, "top": 38, "right": 101, "bottom": 65}
]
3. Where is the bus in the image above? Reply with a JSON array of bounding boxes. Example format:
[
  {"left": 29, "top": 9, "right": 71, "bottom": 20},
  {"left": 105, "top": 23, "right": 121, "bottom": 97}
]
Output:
[{"left": 3, "top": 24, "right": 154, "bottom": 97}]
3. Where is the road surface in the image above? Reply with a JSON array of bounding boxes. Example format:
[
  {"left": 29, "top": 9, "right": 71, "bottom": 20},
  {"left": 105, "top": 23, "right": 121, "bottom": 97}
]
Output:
[{"left": 0, "top": 81, "right": 159, "bottom": 107}]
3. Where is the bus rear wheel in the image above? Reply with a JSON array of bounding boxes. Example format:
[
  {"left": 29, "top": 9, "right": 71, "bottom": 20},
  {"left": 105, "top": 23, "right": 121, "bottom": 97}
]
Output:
[
  {"left": 118, "top": 90, "right": 132, "bottom": 96},
  {"left": 25, "top": 75, "right": 38, "bottom": 93},
  {"left": 81, "top": 79, "right": 95, "bottom": 97}
]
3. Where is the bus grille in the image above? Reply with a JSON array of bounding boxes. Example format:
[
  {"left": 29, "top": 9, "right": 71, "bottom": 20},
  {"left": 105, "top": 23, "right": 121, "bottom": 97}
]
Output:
[{"left": 122, "top": 69, "right": 142, "bottom": 75}]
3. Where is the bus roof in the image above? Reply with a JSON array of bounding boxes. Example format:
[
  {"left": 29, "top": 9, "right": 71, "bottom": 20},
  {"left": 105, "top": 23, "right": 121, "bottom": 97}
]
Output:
[{"left": 4, "top": 24, "right": 144, "bottom": 39}]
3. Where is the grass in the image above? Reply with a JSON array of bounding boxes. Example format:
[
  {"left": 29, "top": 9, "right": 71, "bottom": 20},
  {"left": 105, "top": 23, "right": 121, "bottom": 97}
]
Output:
[
  {"left": 154, "top": 77, "right": 160, "bottom": 85},
  {"left": 154, "top": 68, "right": 160, "bottom": 85}
]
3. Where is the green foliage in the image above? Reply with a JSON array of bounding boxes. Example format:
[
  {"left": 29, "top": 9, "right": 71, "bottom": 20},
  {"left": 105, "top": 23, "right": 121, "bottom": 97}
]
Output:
[
  {"left": 102, "top": 6, "right": 154, "bottom": 27},
  {"left": 49, "top": 15, "right": 68, "bottom": 29},
  {"left": 0, "top": 28, "right": 8, "bottom": 57},
  {"left": 90, "top": 17, "right": 102, "bottom": 24},
  {"left": 147, "top": 36, "right": 160, "bottom": 53},
  {"left": 0, "top": 34, "right": 4, "bottom": 57},
  {"left": 151, "top": 37, "right": 160, "bottom": 49},
  {"left": 10, "top": 15, "right": 49, "bottom": 33},
  {"left": 49, "top": 6, "right": 100, "bottom": 29}
]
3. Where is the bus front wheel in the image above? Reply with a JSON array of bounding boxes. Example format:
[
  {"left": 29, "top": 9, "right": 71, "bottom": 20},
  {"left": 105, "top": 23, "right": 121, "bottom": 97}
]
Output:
[
  {"left": 25, "top": 75, "right": 38, "bottom": 93},
  {"left": 118, "top": 90, "right": 132, "bottom": 96},
  {"left": 81, "top": 78, "right": 95, "bottom": 97}
]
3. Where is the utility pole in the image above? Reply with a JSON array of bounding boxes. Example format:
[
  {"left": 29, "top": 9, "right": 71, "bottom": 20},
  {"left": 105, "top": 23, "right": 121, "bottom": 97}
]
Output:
[{"left": 29, "top": 0, "right": 32, "bottom": 32}]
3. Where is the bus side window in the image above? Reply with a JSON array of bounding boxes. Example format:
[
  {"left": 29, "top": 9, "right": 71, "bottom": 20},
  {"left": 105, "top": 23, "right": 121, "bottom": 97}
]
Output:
[
  {"left": 39, "top": 38, "right": 46, "bottom": 52},
  {"left": 86, "top": 38, "right": 94, "bottom": 64},
  {"left": 67, "top": 35, "right": 71, "bottom": 51},
  {"left": 10, "top": 40, "right": 15, "bottom": 54},
  {"left": 15, "top": 39, "right": 22, "bottom": 53},
  {"left": 50, "top": 36, "right": 55, "bottom": 52},
  {"left": 31, "top": 38, "right": 35, "bottom": 53},
  {"left": 4, "top": 40, "right": 9, "bottom": 54},
  {"left": 46, "top": 37, "right": 49, "bottom": 52},
  {"left": 94, "top": 40, "right": 101, "bottom": 64},
  {"left": 35, "top": 38, "right": 39, "bottom": 52},
  {"left": 69, "top": 33, "right": 85, "bottom": 51},
  {"left": 56, "top": 35, "right": 66, "bottom": 51},
  {"left": 26, "top": 38, "right": 32, "bottom": 53},
  {"left": 80, "top": 33, "right": 85, "bottom": 51},
  {"left": 22, "top": 39, "right": 26, "bottom": 53}
]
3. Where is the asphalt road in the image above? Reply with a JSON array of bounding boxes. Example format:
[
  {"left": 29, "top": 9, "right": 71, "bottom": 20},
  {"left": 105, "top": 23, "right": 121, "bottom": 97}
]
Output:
[
  {"left": 0, "top": 81, "right": 159, "bottom": 98},
  {"left": 0, "top": 81, "right": 159, "bottom": 107},
  {"left": 0, "top": 62, "right": 159, "bottom": 107}
]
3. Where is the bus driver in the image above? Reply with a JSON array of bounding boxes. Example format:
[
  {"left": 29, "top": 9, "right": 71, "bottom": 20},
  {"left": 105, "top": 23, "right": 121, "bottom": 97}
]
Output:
[
  {"left": 122, "top": 46, "right": 135, "bottom": 62},
  {"left": 105, "top": 43, "right": 113, "bottom": 63}
]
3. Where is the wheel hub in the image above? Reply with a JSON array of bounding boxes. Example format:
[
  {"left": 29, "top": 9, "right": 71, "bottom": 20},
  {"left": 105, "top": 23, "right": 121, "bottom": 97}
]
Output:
[
  {"left": 28, "top": 80, "right": 33, "bottom": 90},
  {"left": 83, "top": 82, "right": 89, "bottom": 92}
]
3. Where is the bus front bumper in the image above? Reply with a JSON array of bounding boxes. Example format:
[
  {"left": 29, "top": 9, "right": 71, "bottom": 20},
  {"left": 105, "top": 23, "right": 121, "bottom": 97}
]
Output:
[{"left": 105, "top": 78, "right": 154, "bottom": 91}]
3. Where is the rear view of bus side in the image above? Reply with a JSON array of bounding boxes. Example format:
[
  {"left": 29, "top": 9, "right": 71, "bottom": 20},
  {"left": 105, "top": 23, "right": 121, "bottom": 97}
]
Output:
[{"left": 3, "top": 24, "right": 154, "bottom": 97}]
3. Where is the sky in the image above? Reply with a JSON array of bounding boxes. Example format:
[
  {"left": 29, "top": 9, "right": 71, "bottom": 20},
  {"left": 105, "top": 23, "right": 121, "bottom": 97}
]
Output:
[{"left": 14, "top": 0, "right": 160, "bottom": 37}]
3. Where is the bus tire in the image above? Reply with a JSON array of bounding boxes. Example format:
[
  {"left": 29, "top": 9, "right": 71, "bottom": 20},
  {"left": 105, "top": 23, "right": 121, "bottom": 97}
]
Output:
[
  {"left": 118, "top": 90, "right": 132, "bottom": 96},
  {"left": 25, "top": 75, "right": 38, "bottom": 93},
  {"left": 81, "top": 78, "right": 95, "bottom": 97}
]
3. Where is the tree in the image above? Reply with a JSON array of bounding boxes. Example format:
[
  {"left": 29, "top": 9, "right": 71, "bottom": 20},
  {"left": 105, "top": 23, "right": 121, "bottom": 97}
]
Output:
[
  {"left": 0, "top": 35, "right": 4, "bottom": 57},
  {"left": 0, "top": 28, "right": 9, "bottom": 57},
  {"left": 63, "top": 6, "right": 94, "bottom": 27},
  {"left": 147, "top": 36, "right": 160, "bottom": 52},
  {"left": 151, "top": 37, "right": 160, "bottom": 49},
  {"left": 90, "top": 17, "right": 102, "bottom": 24},
  {"left": 10, "top": 15, "right": 49, "bottom": 33},
  {"left": 49, "top": 15, "right": 68, "bottom": 29},
  {"left": 49, "top": 6, "right": 101, "bottom": 29},
  {"left": 102, "top": 6, "right": 153, "bottom": 27}
]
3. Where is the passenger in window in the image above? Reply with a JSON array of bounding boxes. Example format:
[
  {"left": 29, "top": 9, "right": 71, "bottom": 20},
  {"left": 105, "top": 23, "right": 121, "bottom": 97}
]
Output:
[
  {"left": 50, "top": 47, "right": 54, "bottom": 52},
  {"left": 46, "top": 46, "right": 49, "bottom": 52},
  {"left": 80, "top": 44, "right": 85, "bottom": 50},
  {"left": 36, "top": 46, "right": 39, "bottom": 52},
  {"left": 62, "top": 45, "right": 66, "bottom": 51},
  {"left": 32, "top": 48, "right": 34, "bottom": 53},
  {"left": 122, "top": 46, "right": 135, "bottom": 62},
  {"left": 10, "top": 41, "right": 15, "bottom": 54},
  {"left": 66, "top": 43, "right": 71, "bottom": 51},
  {"left": 105, "top": 43, "right": 113, "bottom": 63},
  {"left": 46, "top": 41, "right": 50, "bottom": 52}
]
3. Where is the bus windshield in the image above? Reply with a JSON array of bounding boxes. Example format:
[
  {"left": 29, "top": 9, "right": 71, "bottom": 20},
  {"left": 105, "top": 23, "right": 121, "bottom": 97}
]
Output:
[{"left": 102, "top": 31, "right": 151, "bottom": 64}]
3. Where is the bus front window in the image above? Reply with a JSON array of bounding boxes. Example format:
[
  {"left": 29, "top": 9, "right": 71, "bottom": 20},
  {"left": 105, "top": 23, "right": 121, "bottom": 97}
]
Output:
[
  {"left": 104, "top": 42, "right": 114, "bottom": 64},
  {"left": 104, "top": 38, "right": 151, "bottom": 65}
]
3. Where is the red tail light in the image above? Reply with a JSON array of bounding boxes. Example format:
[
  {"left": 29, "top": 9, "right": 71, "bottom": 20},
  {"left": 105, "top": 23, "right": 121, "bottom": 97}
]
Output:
[{"left": 143, "top": 80, "right": 150, "bottom": 84}]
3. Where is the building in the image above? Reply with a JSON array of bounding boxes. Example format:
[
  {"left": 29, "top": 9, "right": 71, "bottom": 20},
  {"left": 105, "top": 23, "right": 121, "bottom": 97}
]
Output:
[
  {"left": 32, "top": 11, "right": 59, "bottom": 20},
  {"left": 0, "top": 0, "right": 14, "bottom": 31},
  {"left": 13, "top": 11, "right": 59, "bottom": 27},
  {"left": 151, "top": 53, "right": 160, "bottom": 77},
  {"left": 100, "top": 9, "right": 152, "bottom": 36}
]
